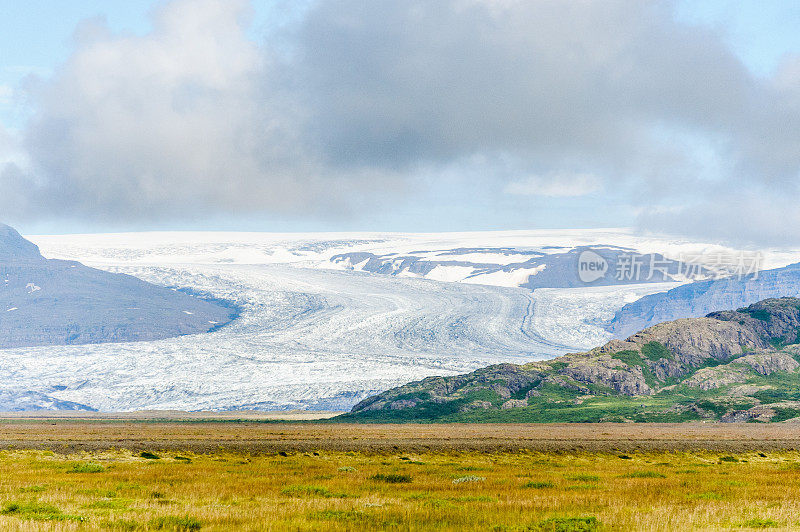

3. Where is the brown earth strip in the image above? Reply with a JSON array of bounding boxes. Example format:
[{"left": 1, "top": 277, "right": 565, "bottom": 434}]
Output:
[{"left": 3, "top": 421, "right": 800, "bottom": 453}]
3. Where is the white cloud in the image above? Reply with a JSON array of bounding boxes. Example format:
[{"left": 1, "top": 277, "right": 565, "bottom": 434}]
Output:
[
  {"left": 0, "top": 0, "right": 799, "bottom": 244},
  {"left": 11, "top": 0, "right": 395, "bottom": 221},
  {"left": 504, "top": 173, "right": 602, "bottom": 197}
]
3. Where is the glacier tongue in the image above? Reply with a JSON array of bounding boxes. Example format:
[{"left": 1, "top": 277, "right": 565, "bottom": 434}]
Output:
[{"left": 0, "top": 263, "right": 590, "bottom": 411}]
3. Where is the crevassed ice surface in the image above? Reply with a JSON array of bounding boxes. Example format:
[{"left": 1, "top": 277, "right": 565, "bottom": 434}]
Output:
[
  {"left": 0, "top": 263, "right": 582, "bottom": 411},
  {"left": 7, "top": 230, "right": 799, "bottom": 412}
]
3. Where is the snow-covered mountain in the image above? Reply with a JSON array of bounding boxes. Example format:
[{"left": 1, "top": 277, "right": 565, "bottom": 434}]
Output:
[
  {"left": 0, "top": 224, "right": 235, "bottom": 349},
  {"left": 331, "top": 246, "right": 712, "bottom": 289},
  {"left": 1, "top": 228, "right": 797, "bottom": 412}
]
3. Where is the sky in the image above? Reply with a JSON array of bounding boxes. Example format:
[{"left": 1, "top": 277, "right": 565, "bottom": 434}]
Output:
[{"left": 0, "top": 0, "right": 799, "bottom": 244}]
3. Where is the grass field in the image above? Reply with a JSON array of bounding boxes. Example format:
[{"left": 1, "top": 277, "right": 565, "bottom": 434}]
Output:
[
  {"left": 3, "top": 448, "right": 800, "bottom": 530},
  {"left": 2, "top": 421, "right": 800, "bottom": 530}
]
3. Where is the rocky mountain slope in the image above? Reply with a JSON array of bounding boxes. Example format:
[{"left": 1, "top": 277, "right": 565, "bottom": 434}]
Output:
[
  {"left": 344, "top": 297, "right": 800, "bottom": 423},
  {"left": 608, "top": 263, "right": 800, "bottom": 338},
  {"left": 0, "top": 224, "right": 235, "bottom": 348}
]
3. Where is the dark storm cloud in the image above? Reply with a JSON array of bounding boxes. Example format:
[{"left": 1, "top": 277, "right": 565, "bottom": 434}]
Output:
[{"left": 291, "top": 0, "right": 799, "bottom": 192}]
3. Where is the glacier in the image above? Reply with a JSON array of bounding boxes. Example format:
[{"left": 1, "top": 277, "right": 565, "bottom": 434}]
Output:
[{"left": 1, "top": 229, "right": 797, "bottom": 412}]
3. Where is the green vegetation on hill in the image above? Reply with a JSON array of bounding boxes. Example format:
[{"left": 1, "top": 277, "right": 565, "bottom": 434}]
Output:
[{"left": 340, "top": 298, "right": 800, "bottom": 423}]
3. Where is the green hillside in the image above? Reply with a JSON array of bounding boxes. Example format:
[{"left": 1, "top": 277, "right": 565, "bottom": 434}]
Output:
[{"left": 340, "top": 298, "right": 800, "bottom": 423}]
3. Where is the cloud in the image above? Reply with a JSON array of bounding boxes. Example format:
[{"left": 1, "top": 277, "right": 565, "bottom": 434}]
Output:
[
  {"left": 284, "top": 0, "right": 800, "bottom": 242},
  {"left": 0, "top": 122, "right": 26, "bottom": 167},
  {"left": 7, "top": 0, "right": 398, "bottom": 222},
  {"left": 0, "top": 0, "right": 799, "bottom": 243},
  {"left": 504, "top": 173, "right": 601, "bottom": 197}
]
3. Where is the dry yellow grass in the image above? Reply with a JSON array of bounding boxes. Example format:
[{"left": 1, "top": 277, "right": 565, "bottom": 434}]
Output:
[
  {"left": 3, "top": 421, "right": 800, "bottom": 530},
  {"left": 0, "top": 447, "right": 800, "bottom": 530}
]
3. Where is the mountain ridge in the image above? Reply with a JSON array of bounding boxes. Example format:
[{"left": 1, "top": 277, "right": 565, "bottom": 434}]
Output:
[
  {"left": 331, "top": 245, "right": 714, "bottom": 289},
  {"left": 608, "top": 262, "right": 800, "bottom": 338}
]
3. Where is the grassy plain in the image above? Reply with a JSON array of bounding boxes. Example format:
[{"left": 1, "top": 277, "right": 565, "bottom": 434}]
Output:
[{"left": 2, "top": 421, "right": 800, "bottom": 530}]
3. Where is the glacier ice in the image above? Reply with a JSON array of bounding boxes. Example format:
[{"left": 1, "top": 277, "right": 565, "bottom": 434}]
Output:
[{"left": 1, "top": 229, "right": 796, "bottom": 412}]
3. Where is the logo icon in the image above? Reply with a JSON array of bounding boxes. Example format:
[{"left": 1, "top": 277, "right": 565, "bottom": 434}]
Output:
[{"left": 577, "top": 250, "right": 608, "bottom": 283}]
